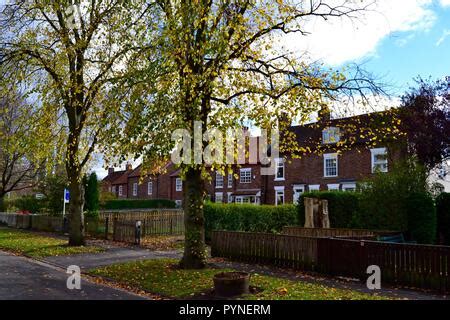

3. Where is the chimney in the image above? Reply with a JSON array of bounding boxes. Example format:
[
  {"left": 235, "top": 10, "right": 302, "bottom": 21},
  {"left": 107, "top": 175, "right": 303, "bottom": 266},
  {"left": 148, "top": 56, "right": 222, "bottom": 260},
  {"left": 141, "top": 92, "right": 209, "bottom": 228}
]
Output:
[
  {"left": 126, "top": 163, "right": 133, "bottom": 171},
  {"left": 108, "top": 167, "right": 115, "bottom": 175},
  {"left": 318, "top": 105, "right": 331, "bottom": 122}
]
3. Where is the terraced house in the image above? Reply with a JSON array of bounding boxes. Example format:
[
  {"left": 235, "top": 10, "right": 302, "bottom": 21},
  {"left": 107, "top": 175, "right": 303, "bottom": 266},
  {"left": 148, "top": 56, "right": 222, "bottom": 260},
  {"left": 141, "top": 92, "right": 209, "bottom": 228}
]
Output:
[{"left": 102, "top": 110, "right": 404, "bottom": 206}]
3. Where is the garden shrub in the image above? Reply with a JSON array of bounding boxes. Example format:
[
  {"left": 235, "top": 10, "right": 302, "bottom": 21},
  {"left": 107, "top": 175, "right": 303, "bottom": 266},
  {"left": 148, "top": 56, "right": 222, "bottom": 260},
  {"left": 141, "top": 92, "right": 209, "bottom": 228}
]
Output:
[
  {"left": 204, "top": 203, "right": 297, "bottom": 241},
  {"left": 84, "top": 172, "right": 100, "bottom": 218},
  {"left": 406, "top": 192, "right": 436, "bottom": 244},
  {"left": 101, "top": 199, "right": 177, "bottom": 210},
  {"left": 436, "top": 192, "right": 450, "bottom": 245},
  {"left": 9, "top": 196, "right": 46, "bottom": 213}
]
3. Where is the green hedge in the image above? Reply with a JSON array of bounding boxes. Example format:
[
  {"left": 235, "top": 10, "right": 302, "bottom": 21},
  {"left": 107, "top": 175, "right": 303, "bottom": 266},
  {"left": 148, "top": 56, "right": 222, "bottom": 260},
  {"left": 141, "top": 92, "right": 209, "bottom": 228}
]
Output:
[
  {"left": 299, "top": 191, "right": 437, "bottom": 244},
  {"left": 406, "top": 192, "right": 436, "bottom": 244},
  {"left": 437, "top": 193, "right": 450, "bottom": 245},
  {"left": 297, "top": 192, "right": 360, "bottom": 228},
  {"left": 6, "top": 196, "right": 46, "bottom": 213},
  {"left": 100, "top": 199, "right": 177, "bottom": 210},
  {"left": 204, "top": 203, "right": 297, "bottom": 241}
]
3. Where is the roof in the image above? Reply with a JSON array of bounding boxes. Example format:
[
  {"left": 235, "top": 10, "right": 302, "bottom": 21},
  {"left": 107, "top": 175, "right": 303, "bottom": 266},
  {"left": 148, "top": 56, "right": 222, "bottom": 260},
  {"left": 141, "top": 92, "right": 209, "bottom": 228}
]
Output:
[{"left": 102, "top": 170, "right": 126, "bottom": 183}]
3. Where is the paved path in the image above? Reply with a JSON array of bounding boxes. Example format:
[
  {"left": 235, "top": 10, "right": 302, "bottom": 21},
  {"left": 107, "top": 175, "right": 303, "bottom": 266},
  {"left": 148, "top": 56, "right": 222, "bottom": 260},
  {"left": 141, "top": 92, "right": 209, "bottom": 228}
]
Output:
[
  {"left": 0, "top": 250, "right": 146, "bottom": 300},
  {"left": 43, "top": 247, "right": 182, "bottom": 270}
]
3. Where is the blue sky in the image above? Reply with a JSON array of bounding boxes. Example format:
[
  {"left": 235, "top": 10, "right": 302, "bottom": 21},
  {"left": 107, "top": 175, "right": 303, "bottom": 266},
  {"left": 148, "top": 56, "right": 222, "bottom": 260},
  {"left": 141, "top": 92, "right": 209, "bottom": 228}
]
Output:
[
  {"left": 360, "top": 2, "right": 450, "bottom": 95},
  {"left": 281, "top": 0, "right": 450, "bottom": 98}
]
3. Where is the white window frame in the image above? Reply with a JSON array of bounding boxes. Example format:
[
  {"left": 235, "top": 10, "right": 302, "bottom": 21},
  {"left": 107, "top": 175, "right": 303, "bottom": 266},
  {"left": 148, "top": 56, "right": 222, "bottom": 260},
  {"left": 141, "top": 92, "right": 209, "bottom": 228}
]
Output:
[
  {"left": 215, "top": 173, "right": 224, "bottom": 189},
  {"left": 175, "top": 178, "right": 183, "bottom": 192},
  {"left": 227, "top": 192, "right": 233, "bottom": 203},
  {"left": 342, "top": 183, "right": 357, "bottom": 192},
  {"left": 228, "top": 174, "right": 233, "bottom": 188},
  {"left": 275, "top": 186, "right": 285, "bottom": 206},
  {"left": 274, "top": 158, "right": 285, "bottom": 181},
  {"left": 118, "top": 185, "right": 123, "bottom": 197},
  {"left": 239, "top": 168, "right": 252, "bottom": 184},
  {"left": 324, "top": 153, "right": 338, "bottom": 177},
  {"left": 147, "top": 181, "right": 153, "bottom": 195},
  {"left": 309, "top": 184, "right": 320, "bottom": 192},
  {"left": 132, "top": 183, "right": 138, "bottom": 196},
  {"left": 322, "top": 127, "right": 341, "bottom": 144},
  {"left": 175, "top": 200, "right": 182, "bottom": 207},
  {"left": 293, "top": 185, "right": 305, "bottom": 204},
  {"left": 215, "top": 192, "right": 223, "bottom": 203},
  {"left": 327, "top": 184, "right": 340, "bottom": 191},
  {"left": 371, "top": 147, "right": 388, "bottom": 173}
]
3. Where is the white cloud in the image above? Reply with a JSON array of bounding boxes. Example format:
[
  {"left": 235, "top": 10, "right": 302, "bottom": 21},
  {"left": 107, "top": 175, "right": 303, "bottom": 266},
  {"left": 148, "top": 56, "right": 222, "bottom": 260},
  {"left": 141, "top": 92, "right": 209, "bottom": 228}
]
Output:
[
  {"left": 436, "top": 29, "right": 450, "bottom": 46},
  {"left": 279, "top": 0, "right": 436, "bottom": 66},
  {"left": 440, "top": 0, "right": 450, "bottom": 7}
]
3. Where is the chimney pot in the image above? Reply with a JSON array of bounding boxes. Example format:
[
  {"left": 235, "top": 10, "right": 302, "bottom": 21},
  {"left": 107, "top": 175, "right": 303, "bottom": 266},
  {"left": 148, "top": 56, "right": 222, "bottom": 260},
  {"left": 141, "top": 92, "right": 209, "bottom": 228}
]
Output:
[{"left": 108, "top": 167, "right": 114, "bottom": 175}]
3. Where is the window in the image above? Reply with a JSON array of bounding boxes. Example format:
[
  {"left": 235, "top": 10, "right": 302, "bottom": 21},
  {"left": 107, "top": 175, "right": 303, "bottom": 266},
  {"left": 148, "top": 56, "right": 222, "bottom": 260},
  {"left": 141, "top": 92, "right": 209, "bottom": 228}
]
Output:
[
  {"left": 324, "top": 153, "right": 338, "bottom": 177},
  {"left": 371, "top": 148, "right": 388, "bottom": 173},
  {"left": 132, "top": 183, "right": 138, "bottom": 196},
  {"left": 342, "top": 183, "right": 356, "bottom": 192},
  {"left": 175, "top": 200, "right": 182, "bottom": 208},
  {"left": 327, "top": 184, "right": 340, "bottom": 191},
  {"left": 176, "top": 178, "right": 182, "bottom": 192},
  {"left": 147, "top": 181, "right": 153, "bottom": 195},
  {"left": 275, "top": 187, "right": 285, "bottom": 206},
  {"left": 228, "top": 174, "right": 233, "bottom": 188},
  {"left": 215, "top": 192, "right": 223, "bottom": 203},
  {"left": 322, "top": 127, "right": 340, "bottom": 144},
  {"left": 240, "top": 168, "right": 252, "bottom": 183},
  {"left": 275, "top": 158, "right": 285, "bottom": 180},
  {"left": 309, "top": 184, "right": 320, "bottom": 192},
  {"left": 216, "top": 173, "right": 224, "bottom": 188},
  {"left": 293, "top": 185, "right": 305, "bottom": 204},
  {"left": 235, "top": 196, "right": 255, "bottom": 204},
  {"left": 118, "top": 185, "right": 123, "bottom": 196},
  {"left": 227, "top": 192, "right": 233, "bottom": 203},
  {"left": 112, "top": 185, "right": 116, "bottom": 194}
]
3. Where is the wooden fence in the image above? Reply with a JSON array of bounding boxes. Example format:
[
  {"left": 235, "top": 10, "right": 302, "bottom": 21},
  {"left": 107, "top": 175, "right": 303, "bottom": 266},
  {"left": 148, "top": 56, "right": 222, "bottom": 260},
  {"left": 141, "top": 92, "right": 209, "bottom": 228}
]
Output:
[
  {"left": 100, "top": 209, "right": 184, "bottom": 237},
  {"left": 211, "top": 230, "right": 318, "bottom": 271},
  {"left": 211, "top": 230, "right": 450, "bottom": 293},
  {"left": 317, "top": 238, "right": 450, "bottom": 293},
  {"left": 282, "top": 226, "right": 398, "bottom": 239}
]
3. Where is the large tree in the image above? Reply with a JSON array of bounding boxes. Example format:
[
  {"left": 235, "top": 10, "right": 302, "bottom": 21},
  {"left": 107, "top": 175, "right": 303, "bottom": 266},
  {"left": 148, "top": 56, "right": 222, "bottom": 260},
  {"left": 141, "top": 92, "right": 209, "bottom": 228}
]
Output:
[
  {"left": 106, "top": 0, "right": 391, "bottom": 269},
  {"left": 0, "top": 1, "right": 157, "bottom": 244},
  {"left": 400, "top": 78, "right": 450, "bottom": 172}
]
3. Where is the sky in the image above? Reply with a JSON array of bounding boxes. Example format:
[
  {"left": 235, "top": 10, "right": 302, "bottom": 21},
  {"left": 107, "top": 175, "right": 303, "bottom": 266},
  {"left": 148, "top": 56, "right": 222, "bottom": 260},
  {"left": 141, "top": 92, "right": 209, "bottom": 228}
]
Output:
[{"left": 282, "top": 0, "right": 450, "bottom": 95}]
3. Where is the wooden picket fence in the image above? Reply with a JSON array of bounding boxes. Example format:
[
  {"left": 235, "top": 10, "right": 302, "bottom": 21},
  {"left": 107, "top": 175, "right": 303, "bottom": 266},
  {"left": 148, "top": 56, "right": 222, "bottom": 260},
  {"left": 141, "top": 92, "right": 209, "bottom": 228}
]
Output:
[
  {"left": 100, "top": 209, "right": 184, "bottom": 238},
  {"left": 211, "top": 230, "right": 318, "bottom": 271},
  {"left": 211, "top": 230, "right": 450, "bottom": 293}
]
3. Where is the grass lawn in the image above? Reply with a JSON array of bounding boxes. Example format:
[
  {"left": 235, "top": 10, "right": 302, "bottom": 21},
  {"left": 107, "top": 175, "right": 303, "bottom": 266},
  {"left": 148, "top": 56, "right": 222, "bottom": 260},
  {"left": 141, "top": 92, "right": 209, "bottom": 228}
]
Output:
[
  {"left": 0, "top": 228, "right": 104, "bottom": 258},
  {"left": 90, "top": 258, "right": 388, "bottom": 300}
]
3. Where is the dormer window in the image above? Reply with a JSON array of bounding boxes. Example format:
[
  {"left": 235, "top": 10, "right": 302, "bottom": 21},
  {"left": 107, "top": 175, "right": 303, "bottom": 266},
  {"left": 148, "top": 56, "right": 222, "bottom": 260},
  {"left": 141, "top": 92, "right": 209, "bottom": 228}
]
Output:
[{"left": 322, "top": 127, "right": 340, "bottom": 144}]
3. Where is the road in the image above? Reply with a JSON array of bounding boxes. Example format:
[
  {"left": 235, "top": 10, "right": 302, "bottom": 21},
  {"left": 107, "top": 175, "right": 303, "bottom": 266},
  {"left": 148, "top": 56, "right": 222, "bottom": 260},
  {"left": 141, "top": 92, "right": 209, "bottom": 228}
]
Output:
[{"left": 0, "top": 250, "right": 146, "bottom": 300}]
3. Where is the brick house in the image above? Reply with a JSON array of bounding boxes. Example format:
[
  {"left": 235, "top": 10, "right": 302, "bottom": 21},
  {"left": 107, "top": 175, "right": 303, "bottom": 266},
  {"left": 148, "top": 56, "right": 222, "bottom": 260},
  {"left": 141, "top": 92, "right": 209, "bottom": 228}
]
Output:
[{"left": 102, "top": 111, "right": 405, "bottom": 206}]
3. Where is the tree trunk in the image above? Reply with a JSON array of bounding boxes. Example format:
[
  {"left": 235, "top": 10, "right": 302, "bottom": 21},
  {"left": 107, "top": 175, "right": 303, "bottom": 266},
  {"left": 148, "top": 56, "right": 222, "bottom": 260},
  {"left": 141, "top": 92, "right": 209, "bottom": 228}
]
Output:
[
  {"left": 180, "top": 167, "right": 207, "bottom": 269},
  {"left": 0, "top": 195, "right": 5, "bottom": 212},
  {"left": 68, "top": 177, "right": 86, "bottom": 246}
]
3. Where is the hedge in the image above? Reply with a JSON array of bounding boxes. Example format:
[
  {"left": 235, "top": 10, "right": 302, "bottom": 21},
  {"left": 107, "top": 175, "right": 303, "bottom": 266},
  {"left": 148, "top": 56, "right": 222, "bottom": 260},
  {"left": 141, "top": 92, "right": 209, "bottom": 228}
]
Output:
[
  {"left": 437, "top": 193, "right": 450, "bottom": 245},
  {"left": 406, "top": 192, "right": 436, "bottom": 244},
  {"left": 204, "top": 203, "right": 298, "bottom": 241},
  {"left": 297, "top": 192, "right": 361, "bottom": 228},
  {"left": 100, "top": 199, "right": 177, "bottom": 210},
  {"left": 5, "top": 196, "right": 46, "bottom": 213}
]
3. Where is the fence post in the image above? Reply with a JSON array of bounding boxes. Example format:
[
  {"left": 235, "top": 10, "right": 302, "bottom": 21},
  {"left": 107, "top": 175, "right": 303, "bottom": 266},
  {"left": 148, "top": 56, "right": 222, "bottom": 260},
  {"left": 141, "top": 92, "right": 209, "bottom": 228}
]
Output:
[
  {"left": 135, "top": 220, "right": 142, "bottom": 245},
  {"left": 63, "top": 216, "right": 69, "bottom": 234},
  {"left": 112, "top": 216, "right": 117, "bottom": 241},
  {"left": 105, "top": 217, "right": 109, "bottom": 240}
]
